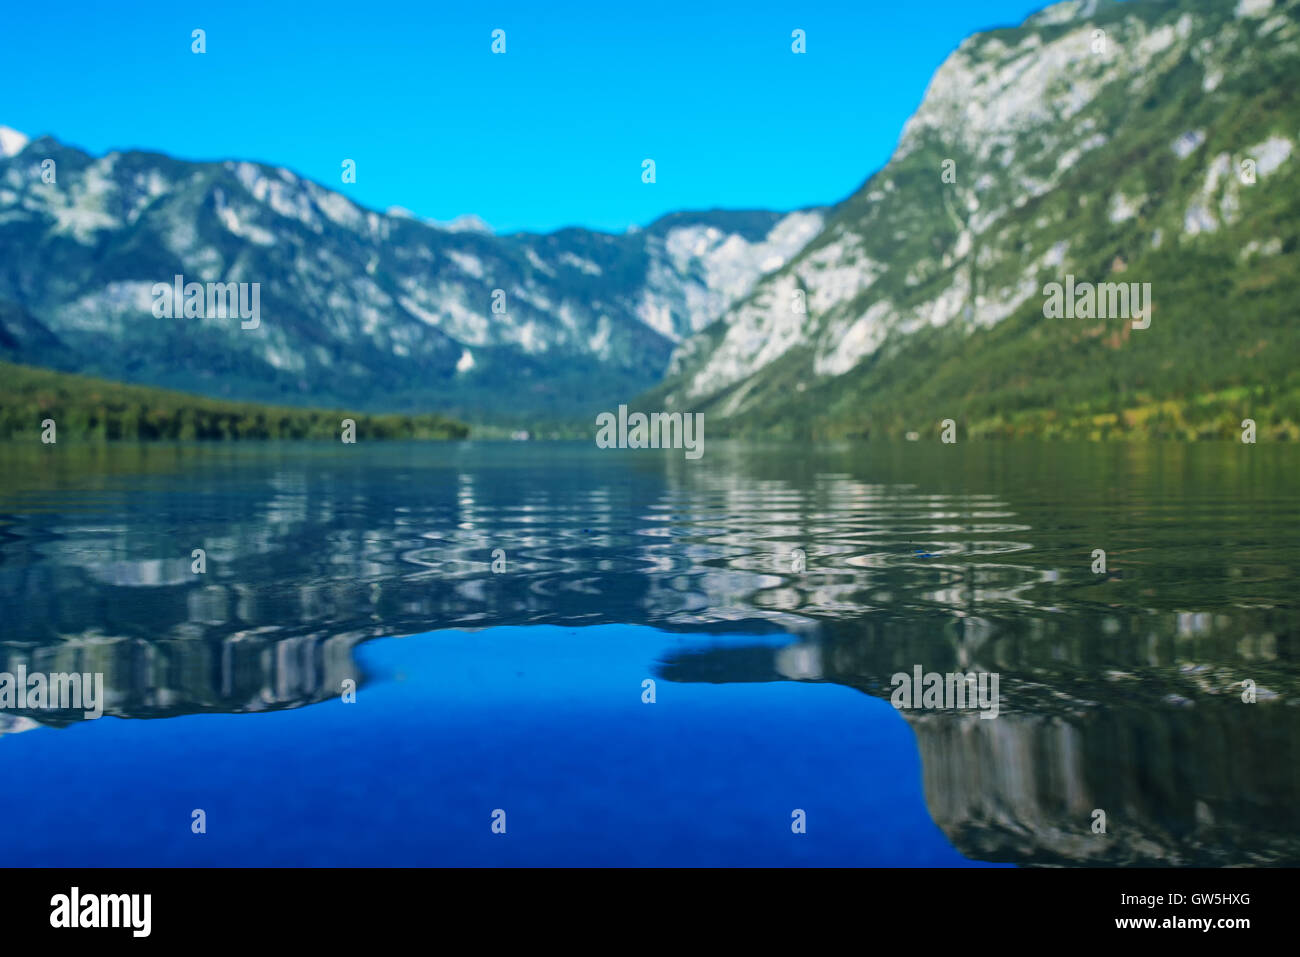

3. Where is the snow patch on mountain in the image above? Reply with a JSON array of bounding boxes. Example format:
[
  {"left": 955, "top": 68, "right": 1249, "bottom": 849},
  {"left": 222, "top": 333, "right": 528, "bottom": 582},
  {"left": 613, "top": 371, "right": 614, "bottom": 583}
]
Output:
[{"left": 0, "top": 127, "right": 29, "bottom": 158}]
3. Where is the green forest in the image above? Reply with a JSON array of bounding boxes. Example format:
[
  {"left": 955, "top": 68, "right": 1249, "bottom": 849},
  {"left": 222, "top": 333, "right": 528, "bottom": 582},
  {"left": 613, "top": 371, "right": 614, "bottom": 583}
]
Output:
[{"left": 0, "top": 362, "right": 469, "bottom": 441}]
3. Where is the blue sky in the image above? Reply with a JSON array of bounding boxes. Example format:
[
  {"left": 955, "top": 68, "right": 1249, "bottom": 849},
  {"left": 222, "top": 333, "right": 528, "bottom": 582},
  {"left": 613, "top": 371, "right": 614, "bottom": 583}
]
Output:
[{"left": 5, "top": 0, "right": 1046, "bottom": 233}]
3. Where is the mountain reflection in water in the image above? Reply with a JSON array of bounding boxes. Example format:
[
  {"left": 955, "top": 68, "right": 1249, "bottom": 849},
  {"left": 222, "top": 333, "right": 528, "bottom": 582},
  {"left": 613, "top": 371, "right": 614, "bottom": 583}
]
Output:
[{"left": 0, "top": 440, "right": 1295, "bottom": 866}]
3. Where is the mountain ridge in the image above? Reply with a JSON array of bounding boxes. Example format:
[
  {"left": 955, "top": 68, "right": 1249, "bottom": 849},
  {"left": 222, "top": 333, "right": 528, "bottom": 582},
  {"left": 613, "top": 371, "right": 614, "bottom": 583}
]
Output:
[
  {"left": 5, "top": 0, "right": 1298, "bottom": 438},
  {"left": 0, "top": 131, "right": 823, "bottom": 424},
  {"left": 645, "top": 0, "right": 1300, "bottom": 439}
]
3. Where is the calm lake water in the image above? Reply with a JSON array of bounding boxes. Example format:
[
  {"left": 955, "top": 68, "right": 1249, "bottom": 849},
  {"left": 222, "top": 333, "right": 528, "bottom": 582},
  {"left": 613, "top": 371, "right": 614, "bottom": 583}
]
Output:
[{"left": 0, "top": 440, "right": 1296, "bottom": 866}]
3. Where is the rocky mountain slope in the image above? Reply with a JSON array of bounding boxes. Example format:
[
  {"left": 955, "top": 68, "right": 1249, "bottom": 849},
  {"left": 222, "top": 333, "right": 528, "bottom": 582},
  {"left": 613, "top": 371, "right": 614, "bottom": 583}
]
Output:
[
  {"left": 0, "top": 129, "right": 821, "bottom": 423},
  {"left": 648, "top": 0, "right": 1300, "bottom": 439}
]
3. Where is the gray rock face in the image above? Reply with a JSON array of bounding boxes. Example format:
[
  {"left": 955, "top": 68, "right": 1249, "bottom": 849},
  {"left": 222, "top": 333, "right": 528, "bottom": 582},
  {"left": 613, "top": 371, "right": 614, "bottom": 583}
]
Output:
[
  {"left": 649, "top": 0, "right": 1300, "bottom": 436},
  {"left": 0, "top": 132, "right": 820, "bottom": 422}
]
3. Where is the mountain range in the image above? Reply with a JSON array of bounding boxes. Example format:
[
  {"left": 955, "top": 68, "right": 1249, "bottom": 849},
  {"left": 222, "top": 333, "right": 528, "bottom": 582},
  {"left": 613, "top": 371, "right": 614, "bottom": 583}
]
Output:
[
  {"left": 650, "top": 0, "right": 1300, "bottom": 439},
  {"left": 0, "top": 128, "right": 821, "bottom": 425},
  {"left": 3, "top": 0, "right": 1298, "bottom": 437}
]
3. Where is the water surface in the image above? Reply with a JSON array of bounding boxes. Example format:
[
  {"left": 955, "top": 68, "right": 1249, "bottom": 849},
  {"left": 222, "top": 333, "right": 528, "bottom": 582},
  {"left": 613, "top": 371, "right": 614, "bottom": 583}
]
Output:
[{"left": 0, "top": 440, "right": 1296, "bottom": 865}]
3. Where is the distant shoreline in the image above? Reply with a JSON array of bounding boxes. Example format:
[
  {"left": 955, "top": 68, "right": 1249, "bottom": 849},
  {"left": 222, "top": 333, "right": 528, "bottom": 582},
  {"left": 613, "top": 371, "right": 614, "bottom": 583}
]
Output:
[{"left": 0, "top": 362, "right": 469, "bottom": 442}]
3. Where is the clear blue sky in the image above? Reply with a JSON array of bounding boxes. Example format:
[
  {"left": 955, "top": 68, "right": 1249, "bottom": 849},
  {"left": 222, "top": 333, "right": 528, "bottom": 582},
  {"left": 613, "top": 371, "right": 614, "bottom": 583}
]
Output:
[{"left": 4, "top": 0, "right": 1047, "bottom": 234}]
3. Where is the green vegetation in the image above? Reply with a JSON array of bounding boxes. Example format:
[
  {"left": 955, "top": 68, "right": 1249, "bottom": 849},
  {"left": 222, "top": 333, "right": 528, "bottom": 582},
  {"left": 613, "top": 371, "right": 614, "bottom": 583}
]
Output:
[
  {"left": 0, "top": 362, "right": 469, "bottom": 441},
  {"left": 643, "top": 0, "right": 1300, "bottom": 442}
]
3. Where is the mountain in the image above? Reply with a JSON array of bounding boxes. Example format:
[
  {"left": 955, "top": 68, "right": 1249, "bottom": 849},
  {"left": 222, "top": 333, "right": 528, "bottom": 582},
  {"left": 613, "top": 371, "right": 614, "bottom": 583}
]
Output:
[
  {"left": 0, "top": 130, "right": 822, "bottom": 424},
  {"left": 647, "top": 0, "right": 1300, "bottom": 440}
]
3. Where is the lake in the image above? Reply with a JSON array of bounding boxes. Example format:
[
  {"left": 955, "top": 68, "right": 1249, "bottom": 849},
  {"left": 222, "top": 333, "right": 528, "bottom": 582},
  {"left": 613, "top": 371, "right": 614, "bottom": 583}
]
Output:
[{"left": 0, "top": 439, "right": 1296, "bottom": 866}]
